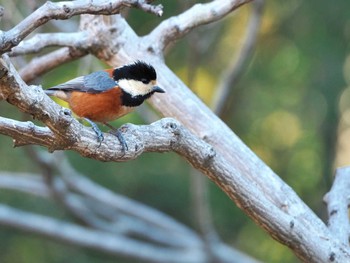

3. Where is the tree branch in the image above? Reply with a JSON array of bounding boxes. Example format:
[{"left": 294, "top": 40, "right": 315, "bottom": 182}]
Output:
[
  {"left": 212, "top": 0, "right": 264, "bottom": 115},
  {"left": 0, "top": 204, "right": 205, "bottom": 263},
  {"left": 0, "top": 169, "right": 200, "bottom": 248},
  {"left": 9, "top": 32, "right": 89, "bottom": 56},
  {"left": 147, "top": 0, "right": 252, "bottom": 51},
  {"left": 19, "top": 47, "right": 88, "bottom": 83},
  {"left": 0, "top": 0, "right": 163, "bottom": 54},
  {"left": 324, "top": 166, "right": 350, "bottom": 246},
  {"left": 0, "top": 166, "right": 261, "bottom": 262},
  {"left": 25, "top": 148, "right": 202, "bottom": 248},
  {"left": 0, "top": 55, "right": 83, "bottom": 150},
  {"left": 0, "top": 116, "right": 54, "bottom": 147},
  {"left": 0, "top": 172, "right": 49, "bottom": 197}
]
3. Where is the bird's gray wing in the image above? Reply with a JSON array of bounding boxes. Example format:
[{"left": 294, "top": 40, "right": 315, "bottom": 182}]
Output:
[{"left": 47, "top": 71, "right": 117, "bottom": 94}]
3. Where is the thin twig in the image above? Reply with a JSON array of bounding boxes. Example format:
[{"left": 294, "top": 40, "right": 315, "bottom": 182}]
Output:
[{"left": 212, "top": 0, "right": 264, "bottom": 115}]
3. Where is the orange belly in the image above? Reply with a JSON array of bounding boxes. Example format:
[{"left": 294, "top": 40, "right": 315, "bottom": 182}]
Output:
[{"left": 68, "top": 88, "right": 133, "bottom": 122}]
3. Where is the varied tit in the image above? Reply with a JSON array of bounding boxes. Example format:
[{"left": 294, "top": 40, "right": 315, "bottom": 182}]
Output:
[{"left": 45, "top": 61, "right": 165, "bottom": 151}]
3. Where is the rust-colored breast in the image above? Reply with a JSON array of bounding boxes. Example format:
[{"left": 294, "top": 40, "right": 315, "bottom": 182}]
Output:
[{"left": 68, "top": 87, "right": 133, "bottom": 122}]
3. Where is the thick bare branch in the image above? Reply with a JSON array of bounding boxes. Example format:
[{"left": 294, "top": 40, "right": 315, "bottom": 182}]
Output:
[
  {"left": 0, "top": 116, "right": 54, "bottom": 147},
  {"left": 324, "top": 166, "right": 350, "bottom": 246},
  {"left": 147, "top": 0, "right": 252, "bottom": 51},
  {"left": 0, "top": 0, "right": 163, "bottom": 54}
]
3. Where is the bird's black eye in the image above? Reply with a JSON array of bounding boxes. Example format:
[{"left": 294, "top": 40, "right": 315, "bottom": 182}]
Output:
[{"left": 141, "top": 78, "right": 149, "bottom": 84}]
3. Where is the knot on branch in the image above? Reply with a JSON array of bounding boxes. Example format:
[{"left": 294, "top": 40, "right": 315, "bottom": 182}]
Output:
[
  {"left": 11, "top": 37, "right": 20, "bottom": 46},
  {"left": 161, "top": 117, "right": 181, "bottom": 135},
  {"left": 0, "top": 64, "right": 7, "bottom": 80},
  {"left": 56, "top": 108, "right": 74, "bottom": 128},
  {"left": 131, "top": 1, "right": 164, "bottom": 17},
  {"left": 62, "top": 4, "right": 71, "bottom": 14},
  {"left": 158, "top": 117, "right": 216, "bottom": 166},
  {"left": 160, "top": 118, "right": 182, "bottom": 149},
  {"left": 205, "top": 146, "right": 216, "bottom": 159}
]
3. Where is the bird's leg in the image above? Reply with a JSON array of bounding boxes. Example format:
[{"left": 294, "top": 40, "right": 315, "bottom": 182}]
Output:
[
  {"left": 103, "top": 122, "right": 128, "bottom": 154},
  {"left": 84, "top": 118, "right": 104, "bottom": 144}
]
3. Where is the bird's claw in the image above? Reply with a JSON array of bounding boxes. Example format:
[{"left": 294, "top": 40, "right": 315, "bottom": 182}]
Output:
[
  {"left": 84, "top": 118, "right": 104, "bottom": 146},
  {"left": 109, "top": 128, "right": 128, "bottom": 156},
  {"left": 95, "top": 130, "right": 104, "bottom": 144}
]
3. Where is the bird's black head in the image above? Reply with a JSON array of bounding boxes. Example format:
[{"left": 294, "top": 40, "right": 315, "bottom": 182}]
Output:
[
  {"left": 113, "top": 61, "right": 157, "bottom": 84},
  {"left": 115, "top": 61, "right": 165, "bottom": 107}
]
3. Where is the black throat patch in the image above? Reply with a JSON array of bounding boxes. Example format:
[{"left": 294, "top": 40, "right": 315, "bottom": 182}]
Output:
[{"left": 121, "top": 90, "right": 154, "bottom": 107}]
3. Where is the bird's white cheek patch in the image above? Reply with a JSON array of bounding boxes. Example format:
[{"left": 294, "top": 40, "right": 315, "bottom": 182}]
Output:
[{"left": 118, "top": 79, "right": 153, "bottom": 97}]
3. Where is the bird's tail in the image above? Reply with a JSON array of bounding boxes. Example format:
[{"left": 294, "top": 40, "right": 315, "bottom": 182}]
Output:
[
  {"left": 44, "top": 89, "right": 57, "bottom": 96},
  {"left": 44, "top": 89, "right": 70, "bottom": 102}
]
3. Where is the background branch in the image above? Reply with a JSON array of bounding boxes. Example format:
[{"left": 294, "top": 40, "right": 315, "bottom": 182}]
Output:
[
  {"left": 0, "top": 153, "right": 261, "bottom": 263},
  {"left": 324, "top": 166, "right": 350, "bottom": 246},
  {"left": 0, "top": 204, "right": 204, "bottom": 263},
  {"left": 148, "top": 0, "right": 252, "bottom": 51},
  {"left": 9, "top": 32, "right": 89, "bottom": 56},
  {"left": 19, "top": 47, "right": 88, "bottom": 83},
  {"left": 212, "top": 0, "right": 264, "bottom": 115}
]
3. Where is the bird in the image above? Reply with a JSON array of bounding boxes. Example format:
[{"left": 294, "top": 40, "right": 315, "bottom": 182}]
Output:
[{"left": 44, "top": 60, "right": 165, "bottom": 152}]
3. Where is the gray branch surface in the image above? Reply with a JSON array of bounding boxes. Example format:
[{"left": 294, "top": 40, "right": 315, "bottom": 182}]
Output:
[
  {"left": 324, "top": 166, "right": 350, "bottom": 246},
  {"left": 0, "top": 0, "right": 349, "bottom": 262}
]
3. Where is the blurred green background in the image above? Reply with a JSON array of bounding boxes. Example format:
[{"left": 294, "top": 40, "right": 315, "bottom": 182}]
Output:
[{"left": 1, "top": 0, "right": 350, "bottom": 262}]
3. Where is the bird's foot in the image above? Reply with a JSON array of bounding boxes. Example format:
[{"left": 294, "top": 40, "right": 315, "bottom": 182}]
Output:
[
  {"left": 103, "top": 122, "right": 128, "bottom": 155},
  {"left": 109, "top": 128, "right": 128, "bottom": 155},
  {"left": 92, "top": 125, "right": 104, "bottom": 144},
  {"left": 84, "top": 118, "right": 104, "bottom": 145}
]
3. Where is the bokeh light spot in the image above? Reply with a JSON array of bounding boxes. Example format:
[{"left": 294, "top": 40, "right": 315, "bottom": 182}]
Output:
[{"left": 261, "top": 110, "right": 302, "bottom": 150}]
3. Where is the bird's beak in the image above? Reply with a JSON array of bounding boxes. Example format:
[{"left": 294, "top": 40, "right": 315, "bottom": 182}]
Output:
[{"left": 152, "top": 86, "right": 165, "bottom": 93}]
